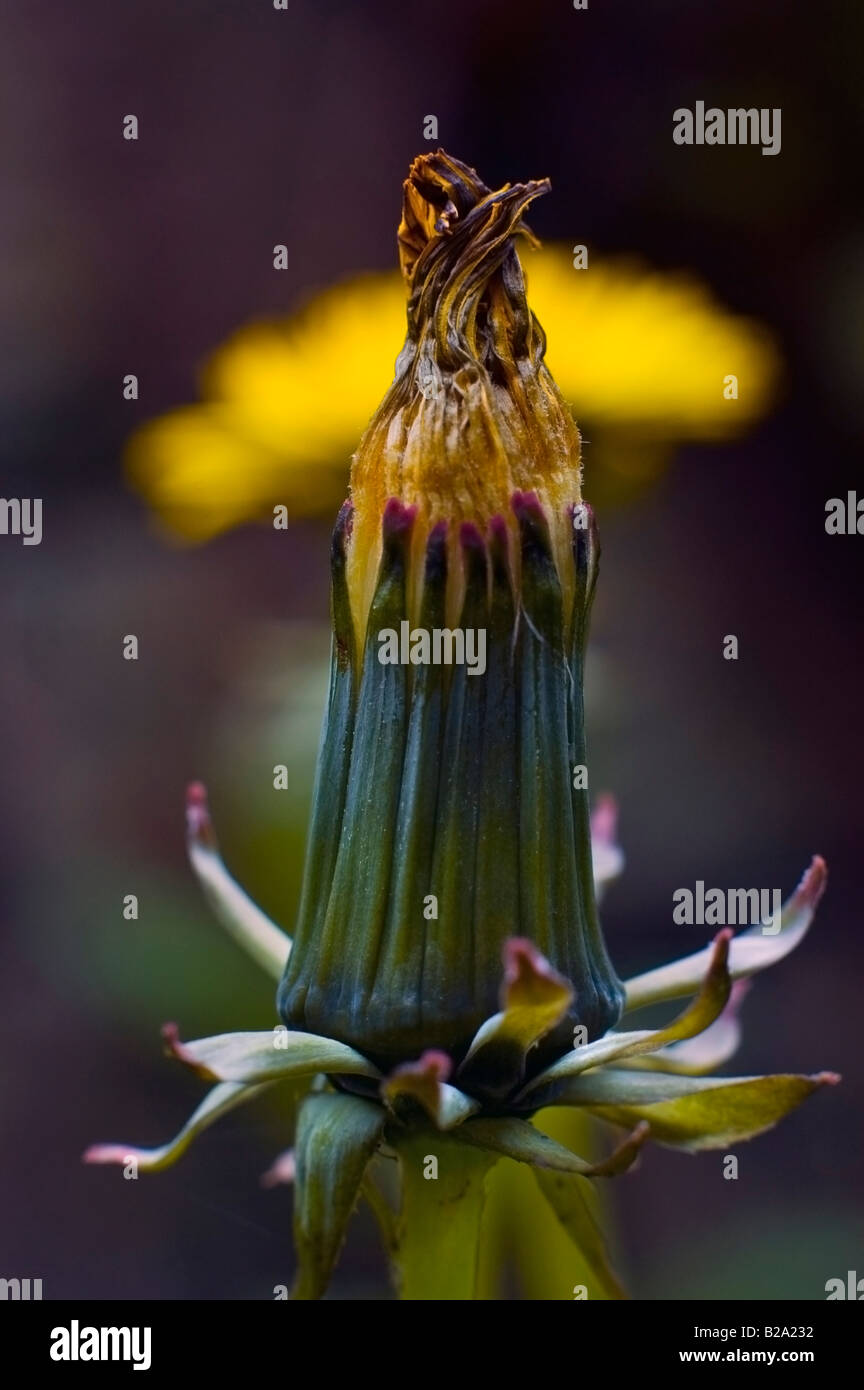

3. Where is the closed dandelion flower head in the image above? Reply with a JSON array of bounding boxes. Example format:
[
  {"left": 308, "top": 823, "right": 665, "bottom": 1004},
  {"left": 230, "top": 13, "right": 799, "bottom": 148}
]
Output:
[
  {"left": 278, "top": 150, "right": 624, "bottom": 1081},
  {"left": 88, "top": 153, "right": 836, "bottom": 1302}
]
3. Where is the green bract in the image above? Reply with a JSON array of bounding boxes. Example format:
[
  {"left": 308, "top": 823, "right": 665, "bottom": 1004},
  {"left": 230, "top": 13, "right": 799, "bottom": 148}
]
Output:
[{"left": 277, "top": 493, "right": 625, "bottom": 1079}]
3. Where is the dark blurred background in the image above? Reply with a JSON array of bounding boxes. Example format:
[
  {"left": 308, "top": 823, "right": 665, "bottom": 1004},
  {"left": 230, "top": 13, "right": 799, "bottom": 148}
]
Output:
[{"left": 1, "top": 0, "right": 862, "bottom": 1299}]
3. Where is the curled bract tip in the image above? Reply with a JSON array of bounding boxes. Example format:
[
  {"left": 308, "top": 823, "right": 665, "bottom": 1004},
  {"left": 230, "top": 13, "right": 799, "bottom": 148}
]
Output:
[
  {"left": 186, "top": 781, "right": 214, "bottom": 847},
  {"left": 398, "top": 1049, "right": 453, "bottom": 1084},
  {"left": 590, "top": 793, "right": 619, "bottom": 845},
  {"left": 161, "top": 1022, "right": 212, "bottom": 1078},
  {"left": 82, "top": 1144, "right": 129, "bottom": 1166},
  {"left": 260, "top": 1149, "right": 297, "bottom": 1189},
  {"left": 796, "top": 855, "right": 827, "bottom": 909},
  {"left": 501, "top": 937, "right": 564, "bottom": 997}
]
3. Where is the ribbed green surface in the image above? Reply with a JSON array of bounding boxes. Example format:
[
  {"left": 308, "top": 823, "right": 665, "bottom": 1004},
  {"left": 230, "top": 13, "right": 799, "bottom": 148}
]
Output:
[
  {"left": 568, "top": 505, "right": 625, "bottom": 1033},
  {"left": 279, "top": 495, "right": 624, "bottom": 1089},
  {"left": 371, "top": 523, "right": 448, "bottom": 1041},
  {"left": 276, "top": 504, "right": 357, "bottom": 1027}
]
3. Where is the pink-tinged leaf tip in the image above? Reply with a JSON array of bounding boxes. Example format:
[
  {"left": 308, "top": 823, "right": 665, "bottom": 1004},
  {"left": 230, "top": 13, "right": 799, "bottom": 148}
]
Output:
[
  {"left": 83, "top": 1144, "right": 134, "bottom": 1166},
  {"left": 502, "top": 937, "right": 554, "bottom": 988},
  {"left": 260, "top": 1149, "right": 296, "bottom": 1189},
  {"left": 699, "top": 931, "right": 732, "bottom": 995},
  {"left": 161, "top": 1021, "right": 185, "bottom": 1057},
  {"left": 186, "top": 782, "right": 216, "bottom": 849},
  {"left": 161, "top": 1022, "right": 211, "bottom": 1077},
  {"left": 499, "top": 937, "right": 571, "bottom": 1011},
  {"left": 385, "top": 1048, "right": 453, "bottom": 1094},
  {"left": 590, "top": 792, "right": 619, "bottom": 845},
  {"left": 593, "top": 1121, "right": 651, "bottom": 1177},
  {"left": 794, "top": 856, "right": 828, "bottom": 911},
  {"left": 407, "top": 1049, "right": 452, "bottom": 1083}
]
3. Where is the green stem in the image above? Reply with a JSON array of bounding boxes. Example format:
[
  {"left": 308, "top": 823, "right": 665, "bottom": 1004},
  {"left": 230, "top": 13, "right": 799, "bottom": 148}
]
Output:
[
  {"left": 361, "top": 1168, "right": 399, "bottom": 1260},
  {"left": 394, "top": 1132, "right": 497, "bottom": 1300}
]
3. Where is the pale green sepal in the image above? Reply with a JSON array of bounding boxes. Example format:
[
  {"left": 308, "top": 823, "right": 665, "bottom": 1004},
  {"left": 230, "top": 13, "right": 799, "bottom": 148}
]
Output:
[
  {"left": 618, "top": 980, "right": 748, "bottom": 1075},
  {"left": 166, "top": 1026, "right": 380, "bottom": 1084},
  {"left": 381, "top": 1051, "right": 480, "bottom": 1129},
  {"left": 623, "top": 857, "right": 826, "bottom": 1012},
  {"left": 83, "top": 1080, "right": 272, "bottom": 1173},
  {"left": 457, "top": 940, "right": 573, "bottom": 1097},
  {"left": 458, "top": 1116, "right": 648, "bottom": 1176},
  {"left": 543, "top": 1067, "right": 841, "bottom": 1151},
  {"left": 522, "top": 931, "right": 731, "bottom": 1094},
  {"left": 292, "top": 1092, "right": 386, "bottom": 1300},
  {"left": 187, "top": 783, "right": 290, "bottom": 980}
]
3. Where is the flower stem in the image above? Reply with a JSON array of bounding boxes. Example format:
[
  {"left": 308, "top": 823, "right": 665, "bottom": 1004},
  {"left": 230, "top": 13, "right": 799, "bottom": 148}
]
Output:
[{"left": 394, "top": 1132, "right": 497, "bottom": 1300}]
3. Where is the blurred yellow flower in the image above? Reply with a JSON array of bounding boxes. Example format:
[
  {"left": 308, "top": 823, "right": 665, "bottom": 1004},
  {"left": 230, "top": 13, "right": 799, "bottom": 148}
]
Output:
[{"left": 126, "top": 247, "right": 780, "bottom": 542}]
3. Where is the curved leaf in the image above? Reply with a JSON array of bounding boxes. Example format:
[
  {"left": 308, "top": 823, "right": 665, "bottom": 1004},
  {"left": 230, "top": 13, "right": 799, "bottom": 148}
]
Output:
[
  {"left": 164, "top": 1025, "right": 380, "bottom": 1084},
  {"left": 83, "top": 1080, "right": 272, "bottom": 1173},
  {"left": 623, "top": 857, "right": 826, "bottom": 1012},
  {"left": 457, "top": 940, "right": 573, "bottom": 1098},
  {"left": 382, "top": 1051, "right": 479, "bottom": 1130},
  {"left": 591, "top": 794, "right": 624, "bottom": 904},
  {"left": 523, "top": 931, "right": 731, "bottom": 1094},
  {"left": 187, "top": 782, "right": 291, "bottom": 980},
  {"left": 619, "top": 980, "right": 749, "bottom": 1076},
  {"left": 459, "top": 1115, "right": 647, "bottom": 1176},
  {"left": 544, "top": 1067, "right": 840, "bottom": 1151}
]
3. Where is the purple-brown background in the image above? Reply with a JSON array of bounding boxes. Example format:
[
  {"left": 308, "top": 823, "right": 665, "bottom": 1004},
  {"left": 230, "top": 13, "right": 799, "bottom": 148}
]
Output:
[{"left": 1, "top": 0, "right": 862, "bottom": 1298}]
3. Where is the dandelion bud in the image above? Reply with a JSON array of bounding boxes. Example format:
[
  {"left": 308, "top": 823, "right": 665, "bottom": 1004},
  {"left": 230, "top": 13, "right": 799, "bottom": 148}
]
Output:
[{"left": 278, "top": 152, "right": 624, "bottom": 1083}]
